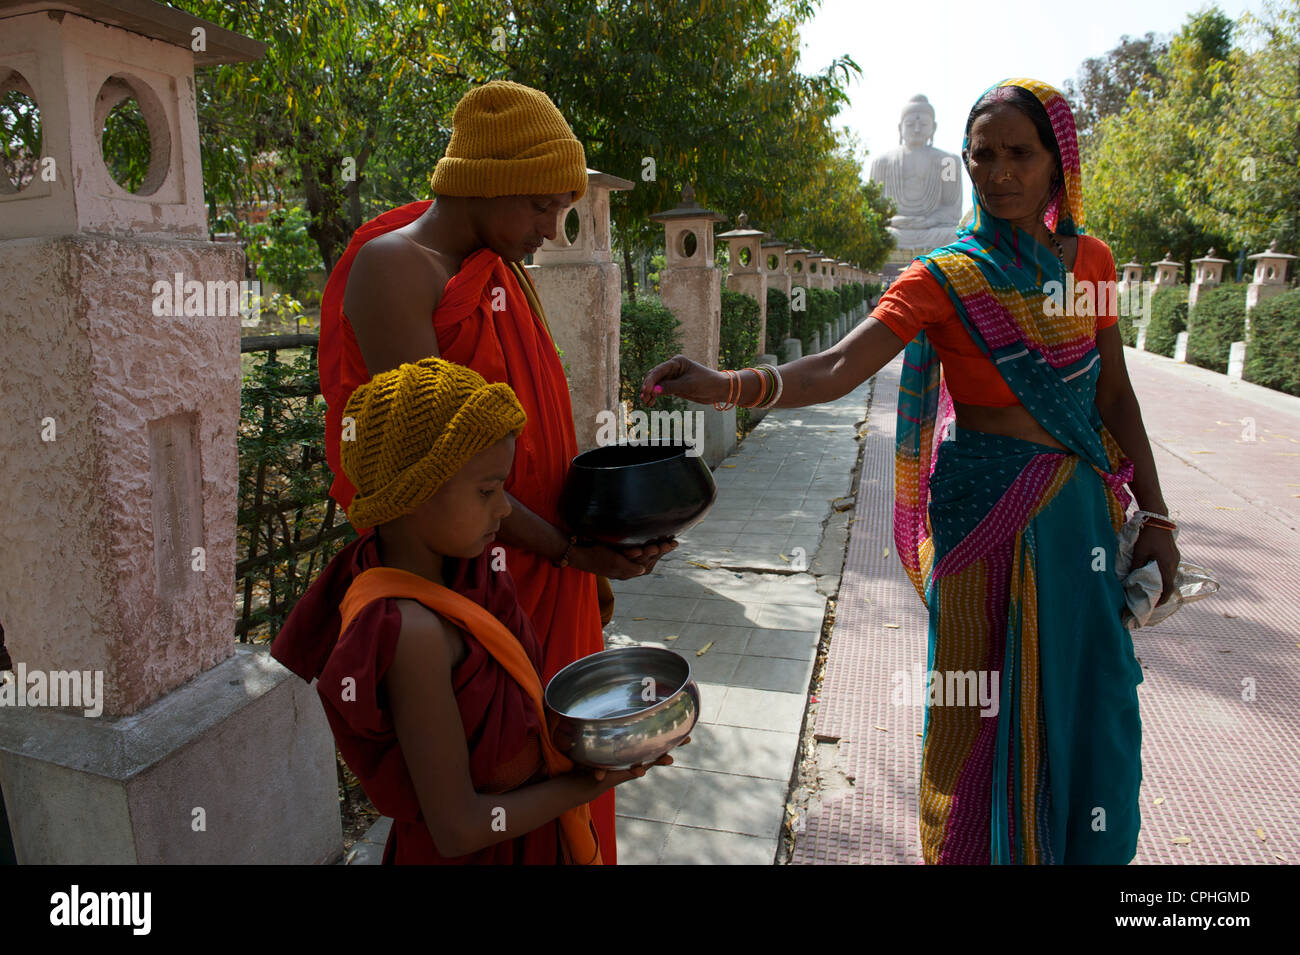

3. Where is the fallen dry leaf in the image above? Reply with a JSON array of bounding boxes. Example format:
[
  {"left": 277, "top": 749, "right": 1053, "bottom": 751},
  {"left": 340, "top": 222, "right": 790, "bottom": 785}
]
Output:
[
  {"left": 1153, "top": 797, "right": 1165, "bottom": 806},
  {"left": 1256, "top": 828, "right": 1266, "bottom": 841},
  {"left": 883, "top": 548, "right": 890, "bottom": 558},
  {"left": 631, "top": 617, "right": 647, "bottom": 621},
  {"left": 696, "top": 641, "right": 714, "bottom": 657},
  {"left": 1171, "top": 836, "right": 1191, "bottom": 845},
  {"left": 884, "top": 623, "right": 900, "bottom": 629},
  {"left": 873, "top": 725, "right": 887, "bottom": 732},
  {"left": 665, "top": 635, "right": 678, "bottom": 641},
  {"left": 687, "top": 560, "right": 712, "bottom": 569},
  {"left": 720, "top": 464, "right": 737, "bottom": 469},
  {"left": 916, "top": 732, "right": 923, "bottom": 738},
  {"left": 779, "top": 553, "right": 790, "bottom": 563}
]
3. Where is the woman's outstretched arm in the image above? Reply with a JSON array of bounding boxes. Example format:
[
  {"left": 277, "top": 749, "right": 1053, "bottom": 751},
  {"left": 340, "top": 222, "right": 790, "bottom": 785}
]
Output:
[{"left": 640, "top": 316, "right": 909, "bottom": 409}]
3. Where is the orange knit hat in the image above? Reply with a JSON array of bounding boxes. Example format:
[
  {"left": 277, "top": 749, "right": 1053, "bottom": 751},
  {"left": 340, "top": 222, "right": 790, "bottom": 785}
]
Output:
[{"left": 431, "top": 80, "right": 587, "bottom": 200}]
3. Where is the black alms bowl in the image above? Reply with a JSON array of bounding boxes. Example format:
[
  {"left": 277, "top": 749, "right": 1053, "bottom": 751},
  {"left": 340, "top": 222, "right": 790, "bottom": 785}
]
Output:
[{"left": 559, "top": 442, "right": 717, "bottom": 546}]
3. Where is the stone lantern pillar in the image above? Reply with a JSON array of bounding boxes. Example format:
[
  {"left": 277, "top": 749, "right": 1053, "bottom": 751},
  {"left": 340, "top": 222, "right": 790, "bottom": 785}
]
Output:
[
  {"left": 816, "top": 256, "right": 836, "bottom": 343},
  {"left": 762, "top": 239, "right": 791, "bottom": 301},
  {"left": 783, "top": 246, "right": 812, "bottom": 359},
  {"left": 716, "top": 212, "right": 768, "bottom": 362},
  {"left": 0, "top": 1, "right": 339, "bottom": 863},
  {"left": 1189, "top": 248, "right": 1230, "bottom": 310},
  {"left": 761, "top": 239, "right": 792, "bottom": 361},
  {"left": 650, "top": 185, "right": 732, "bottom": 466},
  {"left": 527, "top": 168, "right": 633, "bottom": 451},
  {"left": 1117, "top": 259, "right": 1148, "bottom": 348},
  {"left": 786, "top": 247, "right": 811, "bottom": 288},
  {"left": 837, "top": 261, "right": 852, "bottom": 338},
  {"left": 1151, "top": 252, "right": 1182, "bottom": 289},
  {"left": 1246, "top": 241, "right": 1297, "bottom": 324}
]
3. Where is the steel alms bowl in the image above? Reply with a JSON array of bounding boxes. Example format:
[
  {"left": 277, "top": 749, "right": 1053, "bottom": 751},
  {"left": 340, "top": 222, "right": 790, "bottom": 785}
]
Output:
[
  {"left": 545, "top": 646, "right": 700, "bottom": 770},
  {"left": 558, "top": 442, "right": 717, "bottom": 546}
]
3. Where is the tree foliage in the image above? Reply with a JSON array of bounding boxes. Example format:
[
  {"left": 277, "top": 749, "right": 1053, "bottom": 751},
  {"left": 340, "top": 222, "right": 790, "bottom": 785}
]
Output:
[
  {"left": 1083, "top": 9, "right": 1236, "bottom": 270},
  {"left": 172, "top": 0, "right": 887, "bottom": 279}
]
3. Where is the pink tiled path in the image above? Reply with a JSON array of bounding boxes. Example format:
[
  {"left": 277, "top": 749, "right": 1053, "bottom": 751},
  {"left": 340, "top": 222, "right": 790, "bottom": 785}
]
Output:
[{"left": 791, "top": 348, "right": 1300, "bottom": 865}]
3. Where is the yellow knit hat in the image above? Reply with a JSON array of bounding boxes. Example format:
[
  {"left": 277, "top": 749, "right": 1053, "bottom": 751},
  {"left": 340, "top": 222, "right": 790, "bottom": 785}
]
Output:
[
  {"left": 431, "top": 80, "right": 587, "bottom": 201},
  {"left": 341, "top": 357, "right": 527, "bottom": 529}
]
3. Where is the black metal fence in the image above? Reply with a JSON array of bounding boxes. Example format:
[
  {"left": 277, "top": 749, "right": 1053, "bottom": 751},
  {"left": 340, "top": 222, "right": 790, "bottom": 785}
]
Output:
[{"left": 237, "top": 333, "right": 356, "bottom": 642}]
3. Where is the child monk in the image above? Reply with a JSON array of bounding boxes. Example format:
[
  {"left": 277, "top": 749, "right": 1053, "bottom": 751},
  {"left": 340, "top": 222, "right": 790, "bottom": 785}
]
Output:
[
  {"left": 318, "top": 79, "right": 677, "bottom": 861},
  {"left": 272, "top": 357, "right": 680, "bottom": 864}
]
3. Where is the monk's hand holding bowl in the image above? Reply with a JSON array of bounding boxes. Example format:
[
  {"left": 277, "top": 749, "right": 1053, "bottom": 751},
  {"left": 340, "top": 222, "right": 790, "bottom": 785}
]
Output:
[
  {"left": 567, "top": 540, "right": 651, "bottom": 579},
  {"left": 640, "top": 355, "right": 727, "bottom": 407},
  {"left": 586, "top": 736, "right": 691, "bottom": 793},
  {"left": 621, "top": 538, "right": 678, "bottom": 573}
]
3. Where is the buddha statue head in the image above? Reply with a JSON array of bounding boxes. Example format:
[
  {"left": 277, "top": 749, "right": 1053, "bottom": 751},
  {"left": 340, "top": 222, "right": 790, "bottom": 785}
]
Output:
[{"left": 899, "top": 95, "right": 937, "bottom": 148}]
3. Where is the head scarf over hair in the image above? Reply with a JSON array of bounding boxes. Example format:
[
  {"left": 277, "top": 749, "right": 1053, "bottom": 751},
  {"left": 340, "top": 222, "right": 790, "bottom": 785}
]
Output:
[{"left": 965, "top": 77, "right": 1084, "bottom": 240}]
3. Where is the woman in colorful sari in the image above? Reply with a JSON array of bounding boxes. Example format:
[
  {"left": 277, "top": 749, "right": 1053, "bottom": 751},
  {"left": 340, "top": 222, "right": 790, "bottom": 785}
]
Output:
[{"left": 640, "top": 78, "right": 1180, "bottom": 864}]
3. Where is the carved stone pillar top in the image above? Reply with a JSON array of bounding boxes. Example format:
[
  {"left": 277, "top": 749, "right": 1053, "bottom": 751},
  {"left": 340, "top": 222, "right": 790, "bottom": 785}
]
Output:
[
  {"left": 0, "top": 0, "right": 263, "bottom": 239},
  {"left": 532, "top": 167, "right": 633, "bottom": 267},
  {"left": 716, "top": 211, "right": 767, "bottom": 276},
  {"left": 1247, "top": 241, "right": 1297, "bottom": 286},
  {"left": 1191, "top": 248, "right": 1230, "bottom": 285}
]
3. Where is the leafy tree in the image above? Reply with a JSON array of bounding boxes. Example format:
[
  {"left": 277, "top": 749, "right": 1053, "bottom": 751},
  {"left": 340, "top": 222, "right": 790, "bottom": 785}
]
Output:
[
  {"left": 176, "top": 0, "right": 476, "bottom": 269},
  {"left": 1194, "top": 0, "right": 1300, "bottom": 253},
  {"left": 1083, "top": 9, "right": 1236, "bottom": 270},
  {"left": 1064, "top": 31, "right": 1169, "bottom": 150}
]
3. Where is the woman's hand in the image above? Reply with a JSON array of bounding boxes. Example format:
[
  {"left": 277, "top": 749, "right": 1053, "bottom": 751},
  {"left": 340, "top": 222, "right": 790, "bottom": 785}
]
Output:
[
  {"left": 1131, "top": 525, "right": 1181, "bottom": 606},
  {"left": 641, "top": 355, "right": 728, "bottom": 406}
]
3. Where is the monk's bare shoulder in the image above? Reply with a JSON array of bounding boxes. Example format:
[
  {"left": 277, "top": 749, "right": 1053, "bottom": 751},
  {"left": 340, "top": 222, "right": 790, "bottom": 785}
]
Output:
[
  {"left": 394, "top": 598, "right": 467, "bottom": 670},
  {"left": 344, "top": 232, "right": 453, "bottom": 325},
  {"left": 344, "top": 230, "right": 457, "bottom": 372}
]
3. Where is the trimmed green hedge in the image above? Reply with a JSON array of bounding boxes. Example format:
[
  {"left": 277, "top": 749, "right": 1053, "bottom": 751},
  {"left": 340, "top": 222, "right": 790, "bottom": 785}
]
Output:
[
  {"left": 1244, "top": 288, "right": 1300, "bottom": 397},
  {"left": 1187, "top": 283, "right": 1247, "bottom": 373},
  {"left": 1116, "top": 303, "right": 1137, "bottom": 347},
  {"left": 806, "top": 287, "right": 840, "bottom": 351},
  {"left": 620, "top": 294, "right": 684, "bottom": 413},
  {"left": 719, "top": 288, "right": 762, "bottom": 369},
  {"left": 765, "top": 286, "right": 790, "bottom": 352},
  {"left": 1144, "top": 287, "right": 1188, "bottom": 358}
]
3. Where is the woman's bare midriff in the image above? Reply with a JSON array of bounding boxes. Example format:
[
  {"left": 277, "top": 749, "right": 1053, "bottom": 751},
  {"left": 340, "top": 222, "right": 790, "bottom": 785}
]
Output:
[{"left": 952, "top": 400, "right": 1068, "bottom": 451}]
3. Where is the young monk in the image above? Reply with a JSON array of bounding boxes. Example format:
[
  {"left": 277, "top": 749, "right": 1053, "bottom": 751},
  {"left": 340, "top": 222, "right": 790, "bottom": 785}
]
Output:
[
  {"left": 318, "top": 80, "right": 675, "bottom": 862},
  {"left": 273, "top": 357, "right": 680, "bottom": 864}
]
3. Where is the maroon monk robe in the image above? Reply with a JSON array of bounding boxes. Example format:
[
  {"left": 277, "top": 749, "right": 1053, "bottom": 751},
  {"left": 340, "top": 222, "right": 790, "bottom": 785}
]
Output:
[{"left": 271, "top": 530, "right": 562, "bottom": 864}]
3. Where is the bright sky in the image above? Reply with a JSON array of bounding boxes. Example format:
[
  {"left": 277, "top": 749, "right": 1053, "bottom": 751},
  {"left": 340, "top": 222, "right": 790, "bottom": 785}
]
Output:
[{"left": 798, "top": 0, "right": 1259, "bottom": 213}]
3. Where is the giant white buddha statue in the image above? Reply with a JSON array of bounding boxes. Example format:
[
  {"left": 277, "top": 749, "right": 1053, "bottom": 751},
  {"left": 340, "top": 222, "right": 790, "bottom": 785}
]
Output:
[{"left": 869, "top": 94, "right": 963, "bottom": 252}]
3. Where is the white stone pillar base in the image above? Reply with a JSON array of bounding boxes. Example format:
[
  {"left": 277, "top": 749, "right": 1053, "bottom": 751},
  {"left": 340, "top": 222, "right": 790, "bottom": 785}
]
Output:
[
  {"left": 1174, "top": 331, "right": 1189, "bottom": 362},
  {"left": 781, "top": 338, "right": 802, "bottom": 363},
  {"left": 1136, "top": 322, "right": 1148, "bottom": 351},
  {"left": 700, "top": 406, "right": 737, "bottom": 468},
  {"left": 809, "top": 331, "right": 821, "bottom": 354},
  {"left": 0, "top": 646, "right": 341, "bottom": 863},
  {"left": 1228, "top": 340, "right": 1247, "bottom": 380}
]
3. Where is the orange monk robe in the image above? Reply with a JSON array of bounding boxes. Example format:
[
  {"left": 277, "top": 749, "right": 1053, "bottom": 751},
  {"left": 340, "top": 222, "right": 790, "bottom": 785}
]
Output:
[{"left": 319, "top": 201, "right": 616, "bottom": 862}]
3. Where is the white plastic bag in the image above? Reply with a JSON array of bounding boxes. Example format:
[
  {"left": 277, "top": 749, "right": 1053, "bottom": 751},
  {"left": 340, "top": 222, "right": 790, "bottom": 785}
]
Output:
[{"left": 1115, "top": 513, "right": 1220, "bottom": 629}]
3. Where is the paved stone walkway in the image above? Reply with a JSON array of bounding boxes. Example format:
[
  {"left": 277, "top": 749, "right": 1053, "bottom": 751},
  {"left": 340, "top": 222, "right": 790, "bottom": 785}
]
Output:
[
  {"left": 792, "top": 347, "right": 1300, "bottom": 865},
  {"left": 608, "top": 383, "right": 869, "bottom": 864}
]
